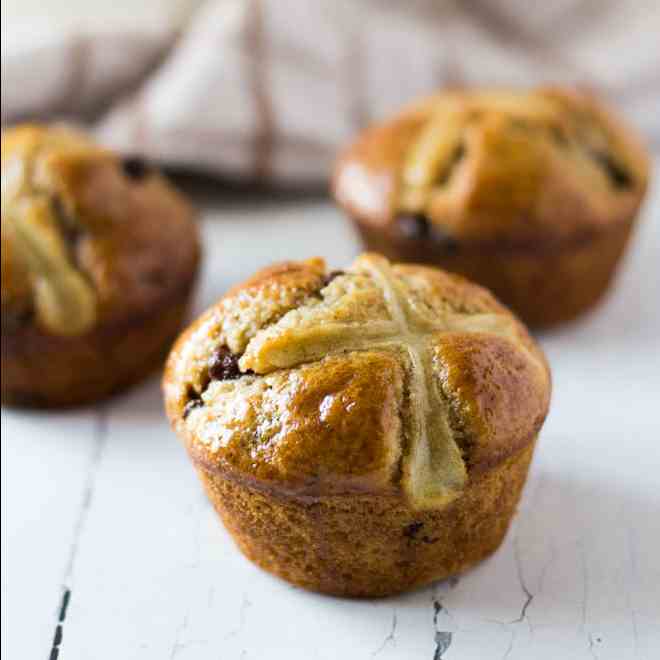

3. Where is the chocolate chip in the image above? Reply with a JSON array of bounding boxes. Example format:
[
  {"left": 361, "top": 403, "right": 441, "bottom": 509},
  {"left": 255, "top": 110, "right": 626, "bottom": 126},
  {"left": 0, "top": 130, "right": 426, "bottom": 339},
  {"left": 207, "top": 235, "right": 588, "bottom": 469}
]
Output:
[
  {"left": 589, "top": 150, "right": 633, "bottom": 189},
  {"left": 403, "top": 521, "right": 424, "bottom": 539},
  {"left": 183, "top": 387, "right": 203, "bottom": 418},
  {"left": 182, "top": 385, "right": 205, "bottom": 418},
  {"left": 208, "top": 346, "right": 243, "bottom": 381},
  {"left": 403, "top": 521, "right": 439, "bottom": 544},
  {"left": 398, "top": 213, "right": 431, "bottom": 239},
  {"left": 1, "top": 306, "right": 34, "bottom": 332},
  {"left": 429, "top": 225, "right": 460, "bottom": 254},
  {"left": 183, "top": 398, "right": 202, "bottom": 418},
  {"left": 121, "top": 156, "right": 151, "bottom": 181},
  {"left": 397, "top": 214, "right": 459, "bottom": 252},
  {"left": 321, "top": 270, "right": 344, "bottom": 287}
]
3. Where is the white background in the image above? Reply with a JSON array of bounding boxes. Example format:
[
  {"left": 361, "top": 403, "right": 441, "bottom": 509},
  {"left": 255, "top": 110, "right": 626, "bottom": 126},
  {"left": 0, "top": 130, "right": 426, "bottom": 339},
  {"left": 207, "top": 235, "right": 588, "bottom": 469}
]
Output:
[{"left": 2, "top": 175, "right": 660, "bottom": 659}]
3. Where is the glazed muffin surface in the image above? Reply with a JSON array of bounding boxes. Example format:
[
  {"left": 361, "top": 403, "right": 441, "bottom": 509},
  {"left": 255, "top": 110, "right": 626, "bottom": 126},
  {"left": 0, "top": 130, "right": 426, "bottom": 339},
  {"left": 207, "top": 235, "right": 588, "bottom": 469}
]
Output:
[
  {"left": 334, "top": 88, "right": 650, "bottom": 326},
  {"left": 164, "top": 254, "right": 551, "bottom": 596},
  {"left": 1, "top": 125, "right": 200, "bottom": 406}
]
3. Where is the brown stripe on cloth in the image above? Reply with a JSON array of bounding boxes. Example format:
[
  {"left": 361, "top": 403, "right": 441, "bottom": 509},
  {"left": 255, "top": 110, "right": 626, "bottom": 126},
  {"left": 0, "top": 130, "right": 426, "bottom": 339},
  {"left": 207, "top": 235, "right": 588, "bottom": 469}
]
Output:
[
  {"left": 123, "top": 81, "right": 152, "bottom": 155},
  {"left": 439, "top": 51, "right": 467, "bottom": 91},
  {"left": 59, "top": 34, "right": 92, "bottom": 117},
  {"left": 269, "top": 40, "right": 332, "bottom": 79},
  {"left": 245, "top": 0, "right": 276, "bottom": 180},
  {"left": 345, "top": 28, "right": 369, "bottom": 131},
  {"left": 425, "top": 3, "right": 467, "bottom": 91}
]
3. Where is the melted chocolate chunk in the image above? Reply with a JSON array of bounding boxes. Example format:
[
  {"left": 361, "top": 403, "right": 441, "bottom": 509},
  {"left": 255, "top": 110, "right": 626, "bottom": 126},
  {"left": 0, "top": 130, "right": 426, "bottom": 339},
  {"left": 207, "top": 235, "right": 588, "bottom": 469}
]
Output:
[
  {"left": 183, "top": 387, "right": 203, "bottom": 418},
  {"left": 589, "top": 150, "right": 633, "bottom": 189},
  {"left": 321, "top": 270, "right": 345, "bottom": 287},
  {"left": 403, "top": 521, "right": 424, "bottom": 540},
  {"left": 397, "top": 214, "right": 460, "bottom": 253},
  {"left": 429, "top": 225, "right": 460, "bottom": 254},
  {"left": 183, "top": 398, "right": 203, "bottom": 418},
  {"left": 121, "top": 156, "right": 151, "bottom": 181},
  {"left": 1, "top": 306, "right": 34, "bottom": 333},
  {"left": 398, "top": 213, "right": 431, "bottom": 239},
  {"left": 403, "top": 521, "right": 439, "bottom": 544},
  {"left": 208, "top": 346, "right": 244, "bottom": 381}
]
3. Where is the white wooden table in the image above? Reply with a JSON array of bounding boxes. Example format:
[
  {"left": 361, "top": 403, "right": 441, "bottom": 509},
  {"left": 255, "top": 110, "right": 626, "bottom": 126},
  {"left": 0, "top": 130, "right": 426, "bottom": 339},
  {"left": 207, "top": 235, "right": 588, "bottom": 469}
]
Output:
[{"left": 3, "top": 178, "right": 659, "bottom": 660}]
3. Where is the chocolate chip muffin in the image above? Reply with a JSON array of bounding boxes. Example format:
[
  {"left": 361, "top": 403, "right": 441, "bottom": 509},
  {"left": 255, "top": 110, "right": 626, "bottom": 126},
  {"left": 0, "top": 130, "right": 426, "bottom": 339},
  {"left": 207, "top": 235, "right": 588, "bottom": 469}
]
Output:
[
  {"left": 2, "top": 125, "right": 200, "bottom": 407},
  {"left": 333, "top": 87, "right": 651, "bottom": 327},
  {"left": 164, "top": 254, "right": 551, "bottom": 597}
]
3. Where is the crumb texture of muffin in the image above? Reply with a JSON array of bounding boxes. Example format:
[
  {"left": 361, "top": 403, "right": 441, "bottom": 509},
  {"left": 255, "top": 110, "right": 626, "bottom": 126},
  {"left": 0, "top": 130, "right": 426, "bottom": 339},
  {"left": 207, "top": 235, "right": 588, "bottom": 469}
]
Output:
[
  {"left": 1, "top": 124, "right": 200, "bottom": 407},
  {"left": 164, "top": 254, "right": 551, "bottom": 596},
  {"left": 333, "top": 87, "right": 651, "bottom": 327}
]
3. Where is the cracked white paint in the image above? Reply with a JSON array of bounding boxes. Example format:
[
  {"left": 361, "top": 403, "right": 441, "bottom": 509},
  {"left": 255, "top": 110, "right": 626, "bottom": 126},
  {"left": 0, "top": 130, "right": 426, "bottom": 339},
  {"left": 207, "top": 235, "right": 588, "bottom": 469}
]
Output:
[
  {"left": 372, "top": 610, "right": 397, "bottom": 657},
  {"left": 2, "top": 177, "right": 660, "bottom": 659}
]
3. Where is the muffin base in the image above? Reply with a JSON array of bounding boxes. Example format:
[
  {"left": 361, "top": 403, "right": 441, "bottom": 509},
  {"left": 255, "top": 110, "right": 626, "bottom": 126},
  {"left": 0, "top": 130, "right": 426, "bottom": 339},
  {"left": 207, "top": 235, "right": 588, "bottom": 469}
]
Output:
[
  {"left": 355, "top": 215, "right": 635, "bottom": 328},
  {"left": 196, "top": 440, "right": 536, "bottom": 598},
  {"left": 1, "top": 278, "right": 197, "bottom": 408}
]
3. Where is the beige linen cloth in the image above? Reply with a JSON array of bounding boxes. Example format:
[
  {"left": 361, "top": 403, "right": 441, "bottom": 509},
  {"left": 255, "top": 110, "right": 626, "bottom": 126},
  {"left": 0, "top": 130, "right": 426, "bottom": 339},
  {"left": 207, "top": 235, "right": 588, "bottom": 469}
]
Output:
[{"left": 2, "top": 0, "right": 659, "bottom": 184}]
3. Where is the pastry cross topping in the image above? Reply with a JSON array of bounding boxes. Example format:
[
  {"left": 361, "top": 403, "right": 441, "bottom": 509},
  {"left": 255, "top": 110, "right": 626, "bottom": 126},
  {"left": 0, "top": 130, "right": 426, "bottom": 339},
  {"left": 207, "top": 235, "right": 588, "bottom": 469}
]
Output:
[
  {"left": 2, "top": 127, "right": 107, "bottom": 335},
  {"left": 2, "top": 137, "right": 97, "bottom": 335},
  {"left": 240, "top": 254, "right": 540, "bottom": 508},
  {"left": 2, "top": 197, "right": 96, "bottom": 335}
]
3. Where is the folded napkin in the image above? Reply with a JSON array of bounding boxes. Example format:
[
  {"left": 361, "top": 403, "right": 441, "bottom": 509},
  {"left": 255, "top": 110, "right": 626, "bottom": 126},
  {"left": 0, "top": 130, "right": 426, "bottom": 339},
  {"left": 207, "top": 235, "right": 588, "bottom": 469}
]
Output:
[{"left": 3, "top": 0, "right": 658, "bottom": 184}]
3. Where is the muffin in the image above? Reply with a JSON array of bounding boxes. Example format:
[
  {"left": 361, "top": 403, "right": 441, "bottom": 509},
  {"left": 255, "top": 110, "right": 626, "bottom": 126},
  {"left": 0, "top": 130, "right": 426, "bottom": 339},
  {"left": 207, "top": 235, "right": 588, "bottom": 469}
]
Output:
[
  {"left": 164, "top": 253, "right": 551, "bottom": 597},
  {"left": 2, "top": 125, "right": 200, "bottom": 407},
  {"left": 333, "top": 87, "right": 651, "bottom": 327}
]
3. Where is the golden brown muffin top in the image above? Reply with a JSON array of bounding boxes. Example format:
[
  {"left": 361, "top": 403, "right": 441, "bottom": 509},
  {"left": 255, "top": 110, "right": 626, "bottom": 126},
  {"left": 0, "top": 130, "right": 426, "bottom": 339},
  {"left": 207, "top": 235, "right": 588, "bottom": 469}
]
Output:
[
  {"left": 164, "top": 254, "right": 551, "bottom": 510},
  {"left": 1, "top": 124, "right": 199, "bottom": 336},
  {"left": 334, "top": 87, "right": 650, "bottom": 244}
]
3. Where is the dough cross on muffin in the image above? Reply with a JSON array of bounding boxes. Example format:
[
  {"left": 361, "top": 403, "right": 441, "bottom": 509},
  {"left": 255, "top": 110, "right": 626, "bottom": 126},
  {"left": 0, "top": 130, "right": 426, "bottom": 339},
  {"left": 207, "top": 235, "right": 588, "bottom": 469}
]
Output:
[
  {"left": 183, "top": 253, "right": 545, "bottom": 509},
  {"left": 3, "top": 204, "right": 97, "bottom": 336},
  {"left": 2, "top": 132, "right": 102, "bottom": 335},
  {"left": 241, "top": 254, "right": 540, "bottom": 507}
]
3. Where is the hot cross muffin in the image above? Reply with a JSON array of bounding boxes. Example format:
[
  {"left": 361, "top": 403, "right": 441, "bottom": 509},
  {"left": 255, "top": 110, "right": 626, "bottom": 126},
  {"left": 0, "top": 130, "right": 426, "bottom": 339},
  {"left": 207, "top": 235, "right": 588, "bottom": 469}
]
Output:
[
  {"left": 1, "top": 125, "right": 200, "bottom": 407},
  {"left": 164, "top": 254, "right": 551, "bottom": 597},
  {"left": 333, "top": 87, "right": 651, "bottom": 327}
]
